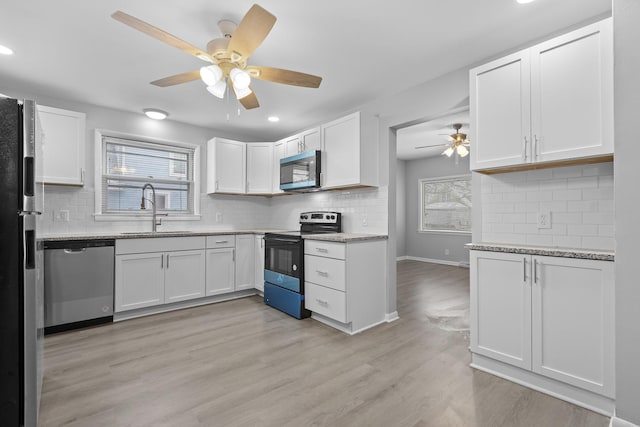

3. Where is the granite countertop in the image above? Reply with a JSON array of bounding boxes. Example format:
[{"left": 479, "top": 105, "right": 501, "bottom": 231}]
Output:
[
  {"left": 466, "top": 242, "right": 614, "bottom": 261},
  {"left": 302, "top": 233, "right": 388, "bottom": 242},
  {"left": 42, "top": 230, "right": 388, "bottom": 243},
  {"left": 42, "top": 229, "right": 285, "bottom": 242}
]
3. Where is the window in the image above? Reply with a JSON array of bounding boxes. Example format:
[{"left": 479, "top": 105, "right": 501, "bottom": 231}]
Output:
[
  {"left": 419, "top": 175, "right": 471, "bottom": 233},
  {"left": 96, "top": 132, "right": 199, "bottom": 217}
]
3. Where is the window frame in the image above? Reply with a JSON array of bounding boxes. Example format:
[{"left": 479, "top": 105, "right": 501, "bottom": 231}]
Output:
[
  {"left": 94, "top": 129, "right": 201, "bottom": 221},
  {"left": 418, "top": 174, "right": 472, "bottom": 234}
]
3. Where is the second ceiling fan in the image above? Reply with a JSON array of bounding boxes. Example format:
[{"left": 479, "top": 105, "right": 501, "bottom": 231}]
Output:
[{"left": 112, "top": 4, "right": 322, "bottom": 110}]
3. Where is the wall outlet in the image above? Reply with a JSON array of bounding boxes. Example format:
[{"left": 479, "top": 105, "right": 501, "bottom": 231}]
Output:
[
  {"left": 361, "top": 215, "right": 368, "bottom": 227},
  {"left": 60, "top": 210, "right": 70, "bottom": 222},
  {"left": 537, "top": 210, "right": 552, "bottom": 229},
  {"left": 215, "top": 212, "right": 222, "bottom": 223},
  {"left": 445, "top": 249, "right": 450, "bottom": 256}
]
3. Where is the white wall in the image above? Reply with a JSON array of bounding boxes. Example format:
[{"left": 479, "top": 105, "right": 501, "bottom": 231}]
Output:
[
  {"left": 403, "top": 155, "right": 472, "bottom": 264},
  {"left": 613, "top": 0, "right": 640, "bottom": 425},
  {"left": 396, "top": 160, "right": 406, "bottom": 258}
]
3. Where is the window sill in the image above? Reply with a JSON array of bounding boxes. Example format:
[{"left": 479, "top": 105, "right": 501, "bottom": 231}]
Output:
[
  {"left": 94, "top": 213, "right": 201, "bottom": 222},
  {"left": 418, "top": 229, "right": 472, "bottom": 236}
]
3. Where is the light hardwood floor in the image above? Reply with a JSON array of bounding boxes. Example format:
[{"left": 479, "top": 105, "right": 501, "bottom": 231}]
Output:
[{"left": 39, "top": 261, "right": 610, "bottom": 427}]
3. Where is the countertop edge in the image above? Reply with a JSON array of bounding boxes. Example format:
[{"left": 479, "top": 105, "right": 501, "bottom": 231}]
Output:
[
  {"left": 302, "top": 233, "right": 388, "bottom": 242},
  {"left": 466, "top": 243, "right": 615, "bottom": 261}
]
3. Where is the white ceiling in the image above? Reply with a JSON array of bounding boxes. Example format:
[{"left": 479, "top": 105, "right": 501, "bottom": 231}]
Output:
[{"left": 0, "top": 1, "right": 610, "bottom": 142}]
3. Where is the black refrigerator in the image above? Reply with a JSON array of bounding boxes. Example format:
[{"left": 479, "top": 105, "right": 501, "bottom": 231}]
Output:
[{"left": 0, "top": 97, "right": 44, "bottom": 427}]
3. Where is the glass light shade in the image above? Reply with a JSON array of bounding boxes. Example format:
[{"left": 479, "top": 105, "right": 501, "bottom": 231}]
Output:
[
  {"left": 206, "top": 80, "right": 227, "bottom": 99},
  {"left": 457, "top": 145, "right": 469, "bottom": 157},
  {"left": 200, "top": 65, "right": 223, "bottom": 86},
  {"left": 143, "top": 109, "right": 168, "bottom": 120},
  {"left": 0, "top": 44, "right": 14, "bottom": 55},
  {"left": 234, "top": 86, "right": 253, "bottom": 100},
  {"left": 230, "top": 68, "right": 251, "bottom": 89},
  {"left": 442, "top": 146, "right": 454, "bottom": 157}
]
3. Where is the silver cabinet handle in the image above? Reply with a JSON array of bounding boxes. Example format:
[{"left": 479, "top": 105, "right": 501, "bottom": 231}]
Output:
[
  {"left": 533, "top": 135, "right": 539, "bottom": 160},
  {"left": 215, "top": 180, "right": 219, "bottom": 191},
  {"left": 216, "top": 240, "right": 228, "bottom": 244},
  {"left": 316, "top": 248, "right": 328, "bottom": 253},
  {"left": 316, "top": 298, "right": 329, "bottom": 306},
  {"left": 523, "top": 257, "right": 527, "bottom": 282},
  {"left": 316, "top": 270, "right": 329, "bottom": 277},
  {"left": 534, "top": 259, "right": 539, "bottom": 284},
  {"left": 166, "top": 254, "right": 169, "bottom": 269},
  {"left": 232, "top": 249, "right": 235, "bottom": 262},
  {"left": 161, "top": 254, "right": 163, "bottom": 269},
  {"left": 523, "top": 136, "right": 528, "bottom": 161}
]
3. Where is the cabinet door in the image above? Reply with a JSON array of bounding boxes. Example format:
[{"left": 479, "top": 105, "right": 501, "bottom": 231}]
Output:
[
  {"left": 272, "top": 141, "right": 286, "bottom": 193},
  {"left": 205, "top": 248, "right": 235, "bottom": 295},
  {"left": 531, "top": 256, "right": 614, "bottom": 397},
  {"left": 530, "top": 19, "right": 613, "bottom": 163},
  {"left": 321, "top": 112, "right": 361, "bottom": 188},
  {"left": 254, "top": 235, "right": 265, "bottom": 292},
  {"left": 470, "top": 251, "right": 532, "bottom": 370},
  {"left": 115, "top": 253, "right": 165, "bottom": 312},
  {"left": 300, "top": 127, "right": 321, "bottom": 152},
  {"left": 235, "top": 235, "right": 255, "bottom": 291},
  {"left": 470, "top": 50, "right": 531, "bottom": 171},
  {"left": 37, "top": 105, "right": 86, "bottom": 186},
  {"left": 246, "top": 143, "right": 273, "bottom": 194},
  {"left": 207, "top": 138, "right": 246, "bottom": 194},
  {"left": 164, "top": 250, "right": 206, "bottom": 303},
  {"left": 284, "top": 135, "right": 301, "bottom": 156}
]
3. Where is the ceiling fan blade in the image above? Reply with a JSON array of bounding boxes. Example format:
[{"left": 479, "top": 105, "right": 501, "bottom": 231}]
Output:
[
  {"left": 247, "top": 66, "right": 322, "bottom": 88},
  {"left": 226, "top": 4, "right": 276, "bottom": 61},
  {"left": 151, "top": 70, "right": 201, "bottom": 87},
  {"left": 111, "top": 11, "right": 213, "bottom": 62},
  {"left": 229, "top": 82, "right": 260, "bottom": 109}
]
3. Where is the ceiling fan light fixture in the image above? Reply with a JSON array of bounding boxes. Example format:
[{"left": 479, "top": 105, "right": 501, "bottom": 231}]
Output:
[
  {"left": 457, "top": 145, "right": 469, "bottom": 157},
  {"left": 235, "top": 86, "right": 253, "bottom": 100},
  {"left": 442, "top": 146, "right": 455, "bottom": 157},
  {"left": 230, "top": 68, "right": 251, "bottom": 90},
  {"left": 0, "top": 44, "right": 14, "bottom": 55},
  {"left": 200, "top": 64, "right": 223, "bottom": 86},
  {"left": 207, "top": 80, "right": 227, "bottom": 99}
]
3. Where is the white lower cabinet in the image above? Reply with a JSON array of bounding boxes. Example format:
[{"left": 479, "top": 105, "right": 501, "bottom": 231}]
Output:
[
  {"left": 304, "top": 238, "right": 386, "bottom": 334},
  {"left": 205, "top": 248, "right": 235, "bottom": 296},
  {"left": 164, "top": 250, "right": 206, "bottom": 303},
  {"left": 115, "top": 237, "right": 207, "bottom": 312},
  {"left": 470, "top": 250, "right": 614, "bottom": 398},
  {"left": 235, "top": 235, "right": 255, "bottom": 291},
  {"left": 115, "top": 253, "right": 165, "bottom": 312}
]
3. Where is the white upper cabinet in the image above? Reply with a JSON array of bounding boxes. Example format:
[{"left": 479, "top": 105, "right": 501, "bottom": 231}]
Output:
[
  {"left": 246, "top": 143, "right": 273, "bottom": 194},
  {"left": 321, "top": 112, "right": 377, "bottom": 190},
  {"left": 299, "top": 127, "right": 321, "bottom": 153},
  {"left": 470, "top": 19, "right": 613, "bottom": 172},
  {"left": 272, "top": 141, "right": 286, "bottom": 194},
  {"left": 37, "top": 105, "right": 86, "bottom": 186},
  {"left": 207, "top": 138, "right": 246, "bottom": 194}
]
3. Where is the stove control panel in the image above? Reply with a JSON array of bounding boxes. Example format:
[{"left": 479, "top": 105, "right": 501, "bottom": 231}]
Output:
[{"left": 299, "top": 211, "right": 341, "bottom": 224}]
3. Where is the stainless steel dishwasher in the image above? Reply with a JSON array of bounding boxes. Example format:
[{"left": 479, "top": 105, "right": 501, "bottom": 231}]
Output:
[{"left": 43, "top": 239, "right": 115, "bottom": 334}]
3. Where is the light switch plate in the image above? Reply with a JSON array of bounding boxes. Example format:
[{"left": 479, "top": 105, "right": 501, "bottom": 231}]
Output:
[{"left": 537, "top": 210, "right": 552, "bottom": 229}]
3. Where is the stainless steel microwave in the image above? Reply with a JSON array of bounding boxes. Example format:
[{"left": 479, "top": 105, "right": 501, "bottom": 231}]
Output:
[{"left": 279, "top": 150, "right": 321, "bottom": 191}]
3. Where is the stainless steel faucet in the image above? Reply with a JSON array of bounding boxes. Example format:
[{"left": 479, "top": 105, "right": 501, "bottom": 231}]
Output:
[{"left": 140, "top": 183, "right": 164, "bottom": 232}]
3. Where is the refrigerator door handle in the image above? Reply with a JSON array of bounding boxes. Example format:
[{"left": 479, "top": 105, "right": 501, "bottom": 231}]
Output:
[{"left": 18, "top": 210, "right": 42, "bottom": 216}]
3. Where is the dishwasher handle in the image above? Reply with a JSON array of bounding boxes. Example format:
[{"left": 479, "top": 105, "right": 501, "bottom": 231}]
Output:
[{"left": 63, "top": 248, "right": 87, "bottom": 254}]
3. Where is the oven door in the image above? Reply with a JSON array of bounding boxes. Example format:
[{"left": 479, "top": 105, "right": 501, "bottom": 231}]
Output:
[{"left": 264, "top": 235, "right": 303, "bottom": 293}]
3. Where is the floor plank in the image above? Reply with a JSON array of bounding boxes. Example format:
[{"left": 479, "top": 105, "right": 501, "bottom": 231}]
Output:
[{"left": 38, "top": 261, "right": 610, "bottom": 427}]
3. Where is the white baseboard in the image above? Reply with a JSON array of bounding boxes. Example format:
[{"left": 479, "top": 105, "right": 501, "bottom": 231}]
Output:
[
  {"left": 396, "top": 255, "right": 409, "bottom": 261},
  {"left": 385, "top": 311, "right": 399, "bottom": 322},
  {"left": 404, "top": 255, "right": 470, "bottom": 268},
  {"left": 611, "top": 416, "right": 640, "bottom": 427}
]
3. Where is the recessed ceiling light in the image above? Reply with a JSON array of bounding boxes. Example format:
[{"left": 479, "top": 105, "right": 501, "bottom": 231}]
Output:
[
  {"left": 143, "top": 108, "right": 168, "bottom": 120},
  {"left": 0, "top": 45, "right": 14, "bottom": 55},
  {"left": 267, "top": 116, "right": 280, "bottom": 123},
  {"left": 516, "top": 0, "right": 536, "bottom": 3}
]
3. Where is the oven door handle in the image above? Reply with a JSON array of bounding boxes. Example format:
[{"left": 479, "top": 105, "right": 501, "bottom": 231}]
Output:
[{"left": 265, "top": 237, "right": 301, "bottom": 244}]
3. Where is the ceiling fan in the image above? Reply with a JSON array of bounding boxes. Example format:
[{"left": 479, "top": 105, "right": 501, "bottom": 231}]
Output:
[
  {"left": 111, "top": 4, "right": 322, "bottom": 110},
  {"left": 415, "top": 123, "right": 470, "bottom": 158}
]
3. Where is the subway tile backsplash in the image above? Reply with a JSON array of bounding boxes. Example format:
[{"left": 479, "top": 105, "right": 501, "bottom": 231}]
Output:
[{"left": 481, "top": 163, "right": 614, "bottom": 250}]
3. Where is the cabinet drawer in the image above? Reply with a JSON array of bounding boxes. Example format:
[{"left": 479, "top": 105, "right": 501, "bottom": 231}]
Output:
[
  {"left": 116, "top": 236, "right": 205, "bottom": 255},
  {"left": 305, "top": 255, "right": 345, "bottom": 291},
  {"left": 305, "top": 283, "right": 346, "bottom": 323},
  {"left": 304, "top": 240, "right": 345, "bottom": 259},
  {"left": 206, "top": 235, "right": 236, "bottom": 249}
]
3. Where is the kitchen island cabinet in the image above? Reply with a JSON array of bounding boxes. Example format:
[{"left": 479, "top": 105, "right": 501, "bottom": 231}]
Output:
[{"left": 470, "top": 249, "right": 614, "bottom": 413}]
